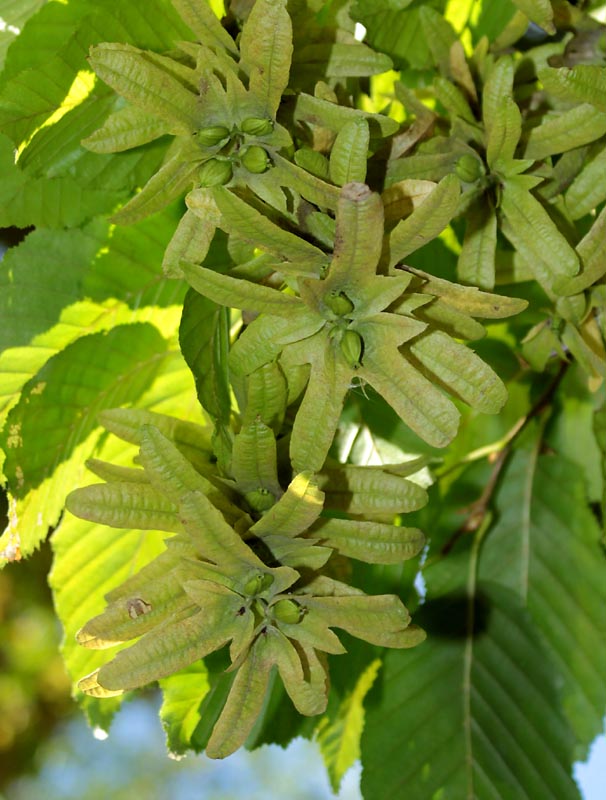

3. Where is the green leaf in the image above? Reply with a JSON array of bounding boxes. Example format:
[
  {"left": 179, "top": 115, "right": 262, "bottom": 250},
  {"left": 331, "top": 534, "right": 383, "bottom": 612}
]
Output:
[
  {"left": 523, "top": 104, "right": 606, "bottom": 161},
  {"left": 565, "top": 142, "right": 606, "bottom": 220},
  {"left": 90, "top": 605, "right": 230, "bottom": 694},
  {"left": 317, "top": 466, "right": 427, "bottom": 517},
  {"left": 205, "top": 633, "right": 277, "bottom": 759},
  {"left": 240, "top": 362, "right": 288, "bottom": 434},
  {"left": 0, "top": 115, "right": 164, "bottom": 228},
  {"left": 76, "top": 563, "right": 192, "bottom": 648},
  {"left": 486, "top": 96, "right": 521, "bottom": 167},
  {"left": 89, "top": 43, "right": 199, "bottom": 134},
  {"left": 306, "top": 594, "right": 423, "bottom": 649},
  {"left": 84, "top": 459, "right": 149, "bottom": 484},
  {"left": 294, "top": 147, "right": 330, "bottom": 181},
  {"left": 328, "top": 183, "right": 383, "bottom": 286},
  {"left": 178, "top": 489, "right": 264, "bottom": 569},
  {"left": 66, "top": 481, "right": 181, "bottom": 532},
  {"left": 289, "top": 331, "right": 353, "bottom": 473},
  {"left": 82, "top": 102, "right": 169, "bottom": 153},
  {"left": 0, "top": 0, "right": 45, "bottom": 72},
  {"left": 98, "top": 408, "right": 210, "bottom": 454},
  {"left": 84, "top": 206, "right": 187, "bottom": 308},
  {"left": 434, "top": 77, "right": 475, "bottom": 123},
  {"left": 229, "top": 309, "right": 322, "bottom": 378},
  {"left": 239, "top": 0, "right": 292, "bottom": 118},
  {"left": 594, "top": 403, "right": 606, "bottom": 544},
  {"left": 511, "top": 0, "right": 555, "bottom": 34},
  {"left": 0, "top": 324, "right": 169, "bottom": 560},
  {"left": 310, "top": 518, "right": 425, "bottom": 564},
  {"left": 539, "top": 65, "right": 606, "bottom": 112},
  {"left": 163, "top": 207, "right": 220, "bottom": 279},
  {"left": 179, "top": 288, "right": 231, "bottom": 423},
  {"left": 329, "top": 119, "right": 370, "bottom": 186},
  {"left": 0, "top": 220, "right": 106, "bottom": 352},
  {"left": 0, "top": 0, "right": 192, "bottom": 146},
  {"left": 110, "top": 142, "right": 201, "bottom": 225},
  {"left": 479, "top": 450, "right": 606, "bottom": 756},
  {"left": 137, "top": 425, "right": 239, "bottom": 523},
  {"left": 457, "top": 200, "right": 497, "bottom": 290},
  {"left": 181, "top": 261, "right": 302, "bottom": 313},
  {"left": 482, "top": 56, "right": 515, "bottom": 138},
  {"left": 251, "top": 472, "right": 324, "bottom": 538},
  {"left": 231, "top": 419, "right": 281, "bottom": 495},
  {"left": 292, "top": 42, "right": 392, "bottom": 79},
  {"left": 387, "top": 174, "right": 461, "bottom": 267},
  {"left": 353, "top": 4, "right": 434, "bottom": 71},
  {"left": 499, "top": 178, "right": 580, "bottom": 292},
  {"left": 171, "top": 0, "right": 238, "bottom": 57},
  {"left": 385, "top": 137, "right": 469, "bottom": 185},
  {"left": 419, "top": 6, "right": 457, "bottom": 72},
  {"left": 407, "top": 330, "right": 508, "bottom": 414},
  {"left": 555, "top": 204, "right": 606, "bottom": 294},
  {"left": 405, "top": 267, "right": 528, "bottom": 319},
  {"left": 50, "top": 514, "right": 167, "bottom": 727},
  {"left": 211, "top": 186, "right": 326, "bottom": 269},
  {"left": 159, "top": 661, "right": 211, "bottom": 757},
  {"left": 273, "top": 154, "right": 341, "bottom": 210},
  {"left": 362, "top": 585, "right": 581, "bottom": 800},
  {"left": 361, "top": 344, "right": 460, "bottom": 449},
  {"left": 317, "top": 658, "right": 381, "bottom": 793},
  {"left": 293, "top": 92, "right": 399, "bottom": 140}
]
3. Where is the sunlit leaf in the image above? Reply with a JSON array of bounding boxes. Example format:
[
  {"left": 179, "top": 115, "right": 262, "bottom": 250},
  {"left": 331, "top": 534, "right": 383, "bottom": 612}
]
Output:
[
  {"left": 500, "top": 178, "right": 579, "bottom": 292},
  {"left": 457, "top": 200, "right": 497, "bottom": 290},
  {"left": 329, "top": 119, "right": 370, "bottom": 186},
  {"left": 159, "top": 661, "right": 211, "bottom": 757},
  {"left": 239, "top": 0, "right": 292, "bottom": 118},
  {"left": 387, "top": 174, "right": 460, "bottom": 266},
  {"left": 523, "top": 104, "right": 606, "bottom": 161}
]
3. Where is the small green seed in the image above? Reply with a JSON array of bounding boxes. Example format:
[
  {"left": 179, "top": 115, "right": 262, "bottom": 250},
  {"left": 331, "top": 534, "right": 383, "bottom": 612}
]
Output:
[
  {"left": 273, "top": 599, "right": 302, "bottom": 624},
  {"left": 196, "top": 125, "right": 231, "bottom": 147},
  {"left": 455, "top": 153, "right": 484, "bottom": 183},
  {"left": 245, "top": 488, "right": 275, "bottom": 513},
  {"left": 240, "top": 117, "right": 274, "bottom": 136},
  {"left": 243, "top": 572, "right": 274, "bottom": 596},
  {"left": 241, "top": 145, "right": 270, "bottom": 174},
  {"left": 340, "top": 329, "right": 363, "bottom": 369},
  {"left": 199, "top": 158, "right": 233, "bottom": 187},
  {"left": 326, "top": 290, "right": 355, "bottom": 317}
]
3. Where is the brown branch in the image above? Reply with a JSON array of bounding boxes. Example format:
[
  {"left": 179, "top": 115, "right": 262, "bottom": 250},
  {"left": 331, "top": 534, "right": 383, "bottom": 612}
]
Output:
[{"left": 440, "top": 360, "right": 569, "bottom": 556}]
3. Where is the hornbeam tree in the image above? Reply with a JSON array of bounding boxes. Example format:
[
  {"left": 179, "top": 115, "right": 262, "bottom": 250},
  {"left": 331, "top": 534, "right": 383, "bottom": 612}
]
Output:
[{"left": 1, "top": 0, "right": 605, "bottom": 797}]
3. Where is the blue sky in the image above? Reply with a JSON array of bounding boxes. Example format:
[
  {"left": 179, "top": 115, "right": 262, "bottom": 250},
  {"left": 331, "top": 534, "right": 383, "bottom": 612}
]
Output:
[{"left": 4, "top": 699, "right": 604, "bottom": 800}]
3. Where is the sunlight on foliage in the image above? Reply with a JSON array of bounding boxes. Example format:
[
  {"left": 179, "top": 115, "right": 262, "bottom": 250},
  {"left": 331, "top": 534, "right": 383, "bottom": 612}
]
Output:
[{"left": 1, "top": 0, "right": 606, "bottom": 796}]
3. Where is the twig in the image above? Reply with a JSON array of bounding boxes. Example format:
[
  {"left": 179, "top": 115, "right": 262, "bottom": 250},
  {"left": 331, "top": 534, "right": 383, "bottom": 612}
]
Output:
[{"left": 440, "top": 360, "right": 569, "bottom": 555}]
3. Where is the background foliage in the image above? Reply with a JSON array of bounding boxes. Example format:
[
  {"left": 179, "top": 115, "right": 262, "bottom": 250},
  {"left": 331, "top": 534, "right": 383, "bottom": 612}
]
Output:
[{"left": 1, "top": 0, "right": 606, "bottom": 797}]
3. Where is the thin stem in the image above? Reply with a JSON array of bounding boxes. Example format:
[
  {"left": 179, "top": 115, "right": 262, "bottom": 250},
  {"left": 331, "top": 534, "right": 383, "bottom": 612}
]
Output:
[{"left": 439, "top": 360, "right": 569, "bottom": 556}]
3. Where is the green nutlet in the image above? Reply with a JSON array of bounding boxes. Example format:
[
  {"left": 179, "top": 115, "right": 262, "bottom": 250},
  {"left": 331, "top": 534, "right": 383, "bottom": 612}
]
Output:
[
  {"left": 273, "top": 599, "right": 302, "bottom": 624},
  {"left": 240, "top": 117, "right": 274, "bottom": 136},
  {"left": 196, "top": 125, "right": 231, "bottom": 147},
  {"left": 199, "top": 158, "right": 233, "bottom": 187},
  {"left": 455, "top": 153, "right": 484, "bottom": 183},
  {"left": 244, "top": 488, "right": 275, "bottom": 513},
  {"left": 340, "top": 329, "right": 363, "bottom": 369},
  {"left": 326, "top": 290, "right": 355, "bottom": 317},
  {"left": 243, "top": 572, "right": 274, "bottom": 596},
  {"left": 241, "top": 145, "right": 270, "bottom": 174}
]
